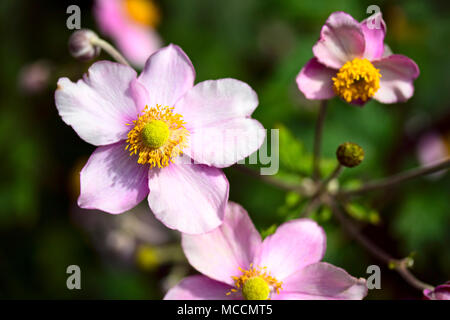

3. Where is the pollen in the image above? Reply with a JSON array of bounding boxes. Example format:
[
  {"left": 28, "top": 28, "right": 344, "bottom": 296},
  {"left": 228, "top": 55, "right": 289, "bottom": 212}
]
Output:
[
  {"left": 226, "top": 264, "right": 282, "bottom": 300},
  {"left": 332, "top": 58, "right": 382, "bottom": 103},
  {"left": 125, "top": 104, "right": 189, "bottom": 168},
  {"left": 124, "top": 0, "right": 161, "bottom": 27}
]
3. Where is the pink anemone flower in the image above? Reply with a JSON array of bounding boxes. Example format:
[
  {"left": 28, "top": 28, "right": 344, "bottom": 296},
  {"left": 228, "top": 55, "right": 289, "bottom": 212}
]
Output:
[
  {"left": 423, "top": 282, "right": 450, "bottom": 300},
  {"left": 94, "top": 0, "right": 162, "bottom": 67},
  {"left": 55, "top": 45, "right": 265, "bottom": 234},
  {"left": 297, "top": 11, "right": 419, "bottom": 106},
  {"left": 165, "top": 202, "right": 368, "bottom": 300}
]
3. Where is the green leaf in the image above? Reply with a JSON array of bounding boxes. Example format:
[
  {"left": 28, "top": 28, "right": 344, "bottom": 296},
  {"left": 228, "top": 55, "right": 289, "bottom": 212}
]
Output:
[
  {"left": 344, "top": 202, "right": 380, "bottom": 225},
  {"left": 309, "top": 205, "right": 332, "bottom": 223},
  {"left": 260, "top": 224, "right": 278, "bottom": 239},
  {"left": 285, "top": 191, "right": 302, "bottom": 207},
  {"left": 276, "top": 123, "right": 305, "bottom": 174},
  {"left": 342, "top": 179, "right": 363, "bottom": 190}
]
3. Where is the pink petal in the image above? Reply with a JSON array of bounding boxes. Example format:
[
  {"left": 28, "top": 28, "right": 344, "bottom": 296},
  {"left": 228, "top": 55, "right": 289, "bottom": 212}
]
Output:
[
  {"left": 373, "top": 54, "right": 420, "bottom": 104},
  {"left": 164, "top": 275, "right": 237, "bottom": 300},
  {"left": 253, "top": 219, "right": 326, "bottom": 281},
  {"left": 148, "top": 162, "right": 229, "bottom": 234},
  {"left": 55, "top": 61, "right": 139, "bottom": 146},
  {"left": 94, "top": 0, "right": 162, "bottom": 67},
  {"left": 423, "top": 283, "right": 450, "bottom": 300},
  {"left": 174, "top": 79, "right": 265, "bottom": 167},
  {"left": 129, "top": 79, "right": 150, "bottom": 114},
  {"left": 115, "top": 26, "right": 162, "bottom": 68},
  {"left": 182, "top": 202, "right": 262, "bottom": 286},
  {"left": 296, "top": 58, "right": 336, "bottom": 100},
  {"left": 78, "top": 142, "right": 149, "bottom": 214},
  {"left": 313, "top": 11, "right": 366, "bottom": 69},
  {"left": 275, "top": 262, "right": 367, "bottom": 300},
  {"left": 138, "top": 45, "right": 195, "bottom": 108},
  {"left": 360, "top": 12, "right": 386, "bottom": 60},
  {"left": 95, "top": 0, "right": 125, "bottom": 36}
]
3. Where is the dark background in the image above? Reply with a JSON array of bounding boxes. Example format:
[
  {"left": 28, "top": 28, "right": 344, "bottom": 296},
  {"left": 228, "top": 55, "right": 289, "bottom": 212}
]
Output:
[{"left": 0, "top": 0, "right": 449, "bottom": 299}]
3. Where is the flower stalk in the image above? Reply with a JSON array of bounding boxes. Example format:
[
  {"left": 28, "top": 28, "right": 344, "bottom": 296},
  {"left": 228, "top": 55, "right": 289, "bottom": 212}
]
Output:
[
  {"left": 90, "top": 36, "right": 131, "bottom": 67},
  {"left": 312, "top": 100, "right": 328, "bottom": 180},
  {"left": 338, "top": 157, "right": 450, "bottom": 199},
  {"left": 328, "top": 198, "right": 434, "bottom": 292},
  {"left": 300, "top": 163, "right": 342, "bottom": 217}
]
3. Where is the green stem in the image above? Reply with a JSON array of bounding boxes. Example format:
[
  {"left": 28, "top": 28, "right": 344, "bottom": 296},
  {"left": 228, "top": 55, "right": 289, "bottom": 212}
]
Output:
[
  {"left": 90, "top": 37, "right": 131, "bottom": 67},
  {"left": 328, "top": 198, "right": 434, "bottom": 292},
  {"left": 322, "top": 163, "right": 343, "bottom": 189},
  {"left": 300, "top": 164, "right": 342, "bottom": 217},
  {"left": 312, "top": 100, "right": 328, "bottom": 181},
  {"left": 338, "top": 157, "right": 450, "bottom": 199}
]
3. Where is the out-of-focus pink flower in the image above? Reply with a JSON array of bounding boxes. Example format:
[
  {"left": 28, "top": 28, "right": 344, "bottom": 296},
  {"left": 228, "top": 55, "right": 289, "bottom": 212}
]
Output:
[
  {"left": 423, "top": 282, "right": 450, "bottom": 300},
  {"left": 71, "top": 203, "right": 174, "bottom": 267},
  {"left": 18, "top": 60, "right": 52, "bottom": 94},
  {"left": 417, "top": 132, "right": 449, "bottom": 166},
  {"left": 55, "top": 45, "right": 265, "bottom": 234},
  {"left": 416, "top": 131, "right": 449, "bottom": 179},
  {"left": 94, "top": 0, "right": 162, "bottom": 67},
  {"left": 296, "top": 11, "right": 419, "bottom": 106},
  {"left": 165, "top": 202, "right": 367, "bottom": 300}
]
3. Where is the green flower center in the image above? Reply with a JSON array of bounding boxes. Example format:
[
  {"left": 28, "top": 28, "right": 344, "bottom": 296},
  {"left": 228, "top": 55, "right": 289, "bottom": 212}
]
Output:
[
  {"left": 141, "top": 120, "right": 170, "bottom": 149},
  {"left": 241, "top": 277, "right": 271, "bottom": 300}
]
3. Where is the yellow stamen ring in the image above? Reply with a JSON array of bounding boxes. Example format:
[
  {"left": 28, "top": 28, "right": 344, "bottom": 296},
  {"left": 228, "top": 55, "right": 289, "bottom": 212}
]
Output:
[
  {"left": 332, "top": 58, "right": 382, "bottom": 103},
  {"left": 125, "top": 104, "right": 189, "bottom": 168},
  {"left": 226, "top": 264, "right": 283, "bottom": 300}
]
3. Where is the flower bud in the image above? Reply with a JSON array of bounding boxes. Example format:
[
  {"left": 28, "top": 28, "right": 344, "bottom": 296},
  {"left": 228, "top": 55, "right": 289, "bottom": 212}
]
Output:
[
  {"left": 68, "top": 29, "right": 100, "bottom": 61},
  {"left": 336, "top": 142, "right": 364, "bottom": 168}
]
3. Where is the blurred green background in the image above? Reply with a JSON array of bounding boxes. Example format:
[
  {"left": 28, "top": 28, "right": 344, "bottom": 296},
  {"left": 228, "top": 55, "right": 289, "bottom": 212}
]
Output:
[{"left": 0, "top": 0, "right": 449, "bottom": 299}]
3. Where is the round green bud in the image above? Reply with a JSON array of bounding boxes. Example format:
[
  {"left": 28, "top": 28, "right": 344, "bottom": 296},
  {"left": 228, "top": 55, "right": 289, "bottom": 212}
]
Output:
[
  {"left": 242, "top": 277, "right": 271, "bottom": 300},
  {"left": 336, "top": 142, "right": 364, "bottom": 168},
  {"left": 142, "top": 120, "right": 170, "bottom": 149}
]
